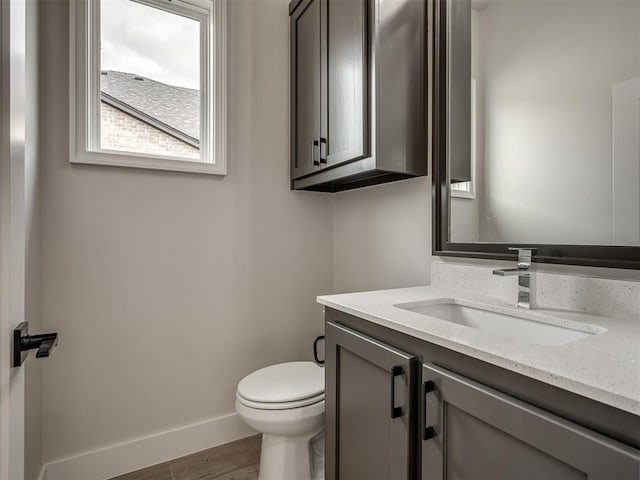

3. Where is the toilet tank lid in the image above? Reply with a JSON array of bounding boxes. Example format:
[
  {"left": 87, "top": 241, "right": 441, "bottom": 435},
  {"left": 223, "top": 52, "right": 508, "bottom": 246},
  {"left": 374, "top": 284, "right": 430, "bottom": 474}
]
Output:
[{"left": 237, "top": 361, "right": 324, "bottom": 403}]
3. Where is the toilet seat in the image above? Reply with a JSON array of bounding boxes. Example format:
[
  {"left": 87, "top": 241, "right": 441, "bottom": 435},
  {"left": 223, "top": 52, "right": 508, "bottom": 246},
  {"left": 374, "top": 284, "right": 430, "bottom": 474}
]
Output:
[
  {"left": 237, "top": 361, "right": 324, "bottom": 410},
  {"left": 236, "top": 391, "right": 325, "bottom": 410}
]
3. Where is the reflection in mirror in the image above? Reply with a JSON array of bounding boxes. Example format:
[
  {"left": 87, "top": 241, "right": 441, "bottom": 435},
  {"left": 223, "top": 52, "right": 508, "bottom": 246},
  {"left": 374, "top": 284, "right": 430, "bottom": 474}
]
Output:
[{"left": 450, "top": 0, "right": 640, "bottom": 247}]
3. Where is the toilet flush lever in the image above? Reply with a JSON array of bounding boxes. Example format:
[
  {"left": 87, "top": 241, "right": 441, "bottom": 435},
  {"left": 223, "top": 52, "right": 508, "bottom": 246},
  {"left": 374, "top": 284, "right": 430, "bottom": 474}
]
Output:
[{"left": 12, "top": 322, "right": 58, "bottom": 367}]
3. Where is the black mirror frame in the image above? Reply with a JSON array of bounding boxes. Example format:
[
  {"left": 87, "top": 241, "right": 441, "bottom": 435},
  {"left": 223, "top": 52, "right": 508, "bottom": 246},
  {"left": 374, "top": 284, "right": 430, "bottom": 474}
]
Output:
[{"left": 430, "top": 0, "right": 640, "bottom": 270}]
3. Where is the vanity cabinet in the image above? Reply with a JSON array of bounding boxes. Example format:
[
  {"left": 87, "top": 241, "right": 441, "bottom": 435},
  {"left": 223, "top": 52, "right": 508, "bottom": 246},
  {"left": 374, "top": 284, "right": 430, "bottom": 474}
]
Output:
[
  {"left": 289, "top": 0, "right": 427, "bottom": 192},
  {"left": 324, "top": 309, "right": 640, "bottom": 480},
  {"left": 325, "top": 322, "right": 416, "bottom": 479}
]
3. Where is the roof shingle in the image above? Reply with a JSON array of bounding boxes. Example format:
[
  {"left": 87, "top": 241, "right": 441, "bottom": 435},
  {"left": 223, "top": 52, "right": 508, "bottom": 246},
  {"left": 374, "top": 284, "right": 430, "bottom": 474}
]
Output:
[{"left": 100, "top": 71, "right": 200, "bottom": 142}]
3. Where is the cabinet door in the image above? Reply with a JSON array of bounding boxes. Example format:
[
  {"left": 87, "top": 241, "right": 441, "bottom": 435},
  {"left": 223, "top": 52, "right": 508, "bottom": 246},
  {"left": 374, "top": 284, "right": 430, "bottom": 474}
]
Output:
[
  {"left": 326, "top": 322, "right": 416, "bottom": 480},
  {"left": 291, "top": 0, "right": 322, "bottom": 180},
  {"left": 320, "top": 0, "right": 369, "bottom": 168},
  {"left": 421, "top": 363, "right": 640, "bottom": 480}
]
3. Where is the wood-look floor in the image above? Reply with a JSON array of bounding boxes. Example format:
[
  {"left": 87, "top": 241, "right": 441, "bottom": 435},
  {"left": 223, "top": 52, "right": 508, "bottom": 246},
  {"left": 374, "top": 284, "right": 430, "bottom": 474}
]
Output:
[{"left": 109, "top": 435, "right": 261, "bottom": 480}]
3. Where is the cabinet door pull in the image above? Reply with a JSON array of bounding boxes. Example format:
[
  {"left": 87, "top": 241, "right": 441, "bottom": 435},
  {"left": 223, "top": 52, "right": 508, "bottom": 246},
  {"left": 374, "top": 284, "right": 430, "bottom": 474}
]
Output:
[
  {"left": 312, "top": 140, "right": 320, "bottom": 166},
  {"left": 390, "top": 365, "right": 403, "bottom": 419},
  {"left": 423, "top": 380, "right": 435, "bottom": 440},
  {"left": 319, "top": 137, "right": 327, "bottom": 164}
]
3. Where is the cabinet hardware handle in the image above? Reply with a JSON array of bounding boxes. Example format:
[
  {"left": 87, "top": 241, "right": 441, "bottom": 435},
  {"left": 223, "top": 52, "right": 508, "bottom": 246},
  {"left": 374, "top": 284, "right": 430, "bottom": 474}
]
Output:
[
  {"left": 319, "top": 137, "right": 327, "bottom": 164},
  {"left": 423, "top": 380, "right": 435, "bottom": 440},
  {"left": 390, "top": 365, "right": 403, "bottom": 419},
  {"left": 312, "top": 140, "right": 320, "bottom": 166}
]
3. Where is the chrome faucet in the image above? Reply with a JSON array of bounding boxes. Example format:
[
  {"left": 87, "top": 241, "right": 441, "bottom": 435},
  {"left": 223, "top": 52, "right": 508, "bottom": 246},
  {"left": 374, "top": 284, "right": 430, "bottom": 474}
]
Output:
[{"left": 493, "top": 248, "right": 536, "bottom": 309}]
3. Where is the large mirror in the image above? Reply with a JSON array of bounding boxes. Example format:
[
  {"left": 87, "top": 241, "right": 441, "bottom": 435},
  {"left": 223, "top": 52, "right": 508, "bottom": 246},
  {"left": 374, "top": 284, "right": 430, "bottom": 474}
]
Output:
[{"left": 433, "top": 0, "right": 640, "bottom": 268}]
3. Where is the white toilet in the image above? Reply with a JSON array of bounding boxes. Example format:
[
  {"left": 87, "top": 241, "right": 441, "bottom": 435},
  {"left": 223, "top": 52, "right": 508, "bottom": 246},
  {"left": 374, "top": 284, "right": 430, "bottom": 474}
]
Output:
[{"left": 235, "top": 361, "right": 325, "bottom": 480}]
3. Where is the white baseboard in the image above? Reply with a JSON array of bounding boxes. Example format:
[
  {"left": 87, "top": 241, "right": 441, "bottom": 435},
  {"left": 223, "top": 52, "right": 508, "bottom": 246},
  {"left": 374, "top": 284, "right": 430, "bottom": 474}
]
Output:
[{"left": 42, "top": 412, "right": 256, "bottom": 480}]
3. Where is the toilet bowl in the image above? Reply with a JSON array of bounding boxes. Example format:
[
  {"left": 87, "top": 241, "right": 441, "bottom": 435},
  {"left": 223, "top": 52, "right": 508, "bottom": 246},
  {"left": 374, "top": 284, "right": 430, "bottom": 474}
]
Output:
[{"left": 235, "top": 361, "right": 324, "bottom": 480}]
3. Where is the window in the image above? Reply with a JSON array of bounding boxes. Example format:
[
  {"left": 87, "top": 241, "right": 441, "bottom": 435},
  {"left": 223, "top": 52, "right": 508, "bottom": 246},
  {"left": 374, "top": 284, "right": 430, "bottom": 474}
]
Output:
[{"left": 70, "top": 0, "right": 227, "bottom": 175}]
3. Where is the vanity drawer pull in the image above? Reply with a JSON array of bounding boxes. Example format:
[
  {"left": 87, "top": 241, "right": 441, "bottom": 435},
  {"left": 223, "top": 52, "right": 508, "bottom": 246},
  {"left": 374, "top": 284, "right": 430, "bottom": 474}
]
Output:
[
  {"left": 423, "top": 380, "right": 435, "bottom": 440},
  {"left": 390, "top": 365, "right": 403, "bottom": 419}
]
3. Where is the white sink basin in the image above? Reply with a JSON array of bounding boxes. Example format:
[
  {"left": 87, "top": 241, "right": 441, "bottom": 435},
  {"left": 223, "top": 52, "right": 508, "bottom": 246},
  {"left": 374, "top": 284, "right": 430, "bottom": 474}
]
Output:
[{"left": 394, "top": 299, "right": 606, "bottom": 346}]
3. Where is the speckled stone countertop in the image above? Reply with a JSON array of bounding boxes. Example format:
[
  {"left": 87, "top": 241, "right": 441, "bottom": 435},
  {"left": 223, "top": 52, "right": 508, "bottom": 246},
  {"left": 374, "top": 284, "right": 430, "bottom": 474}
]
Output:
[{"left": 317, "top": 286, "right": 640, "bottom": 416}]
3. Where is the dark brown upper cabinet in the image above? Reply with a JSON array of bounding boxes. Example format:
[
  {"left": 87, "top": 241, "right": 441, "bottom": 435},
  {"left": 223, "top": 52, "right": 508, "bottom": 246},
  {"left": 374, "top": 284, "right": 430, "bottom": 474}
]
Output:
[
  {"left": 290, "top": 0, "right": 322, "bottom": 181},
  {"left": 289, "top": 0, "right": 427, "bottom": 192}
]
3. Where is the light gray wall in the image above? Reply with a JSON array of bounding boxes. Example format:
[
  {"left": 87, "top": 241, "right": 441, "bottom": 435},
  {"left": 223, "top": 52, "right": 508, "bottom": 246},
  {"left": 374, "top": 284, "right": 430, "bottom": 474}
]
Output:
[
  {"left": 38, "top": 0, "right": 333, "bottom": 463},
  {"left": 25, "top": 0, "right": 42, "bottom": 477},
  {"left": 476, "top": 0, "right": 639, "bottom": 244},
  {"left": 333, "top": 177, "right": 432, "bottom": 293}
]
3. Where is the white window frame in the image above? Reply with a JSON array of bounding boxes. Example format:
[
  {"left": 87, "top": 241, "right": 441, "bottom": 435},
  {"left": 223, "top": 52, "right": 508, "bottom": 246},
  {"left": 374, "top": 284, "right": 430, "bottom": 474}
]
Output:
[{"left": 70, "top": 0, "right": 227, "bottom": 175}]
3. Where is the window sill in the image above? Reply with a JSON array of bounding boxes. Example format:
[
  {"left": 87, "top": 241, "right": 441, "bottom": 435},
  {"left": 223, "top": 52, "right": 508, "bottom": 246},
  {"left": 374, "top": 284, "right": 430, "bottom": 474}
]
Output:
[
  {"left": 71, "top": 151, "right": 227, "bottom": 176},
  {"left": 451, "top": 190, "right": 475, "bottom": 200}
]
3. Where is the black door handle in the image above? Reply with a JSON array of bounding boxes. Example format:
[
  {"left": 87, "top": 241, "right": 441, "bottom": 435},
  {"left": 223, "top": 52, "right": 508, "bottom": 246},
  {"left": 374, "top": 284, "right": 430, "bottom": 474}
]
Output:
[
  {"left": 34, "top": 336, "right": 57, "bottom": 358},
  {"left": 390, "top": 365, "right": 403, "bottom": 419},
  {"left": 12, "top": 322, "right": 58, "bottom": 367}
]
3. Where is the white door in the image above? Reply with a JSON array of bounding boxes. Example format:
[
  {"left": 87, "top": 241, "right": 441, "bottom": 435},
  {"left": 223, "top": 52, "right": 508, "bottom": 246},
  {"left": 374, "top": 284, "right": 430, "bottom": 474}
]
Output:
[{"left": 0, "top": 0, "right": 27, "bottom": 478}]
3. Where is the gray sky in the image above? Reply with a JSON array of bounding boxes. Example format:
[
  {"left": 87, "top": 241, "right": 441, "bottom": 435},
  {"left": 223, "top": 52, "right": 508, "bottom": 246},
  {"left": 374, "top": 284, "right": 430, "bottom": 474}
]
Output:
[{"left": 101, "top": 0, "right": 200, "bottom": 89}]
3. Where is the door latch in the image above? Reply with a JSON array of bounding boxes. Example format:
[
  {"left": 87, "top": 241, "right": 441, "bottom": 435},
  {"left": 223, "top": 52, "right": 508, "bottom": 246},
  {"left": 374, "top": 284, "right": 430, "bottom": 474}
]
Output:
[{"left": 12, "top": 322, "right": 58, "bottom": 367}]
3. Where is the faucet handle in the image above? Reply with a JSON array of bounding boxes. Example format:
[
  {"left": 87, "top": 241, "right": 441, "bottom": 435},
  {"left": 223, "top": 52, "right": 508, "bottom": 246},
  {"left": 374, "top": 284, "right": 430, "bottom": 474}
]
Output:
[{"left": 508, "top": 247, "right": 536, "bottom": 269}]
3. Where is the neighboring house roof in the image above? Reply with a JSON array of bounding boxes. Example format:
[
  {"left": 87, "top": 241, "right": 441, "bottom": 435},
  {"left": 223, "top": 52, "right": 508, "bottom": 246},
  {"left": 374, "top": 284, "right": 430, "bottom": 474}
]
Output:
[{"left": 100, "top": 70, "right": 200, "bottom": 147}]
